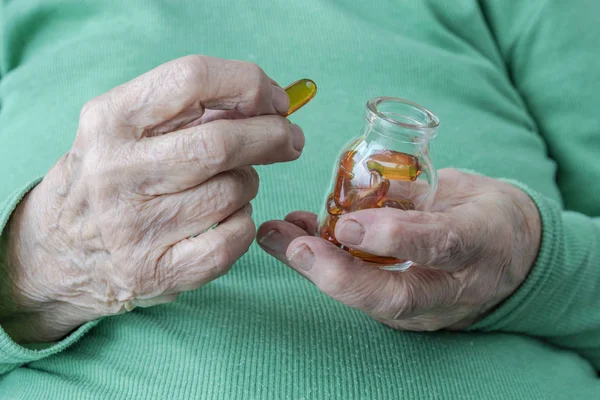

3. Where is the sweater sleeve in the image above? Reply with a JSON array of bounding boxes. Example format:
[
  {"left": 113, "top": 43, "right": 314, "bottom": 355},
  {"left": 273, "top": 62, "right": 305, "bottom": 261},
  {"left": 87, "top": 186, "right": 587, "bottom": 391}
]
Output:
[
  {"left": 0, "top": 5, "right": 99, "bottom": 375},
  {"left": 469, "top": 181, "right": 600, "bottom": 371},
  {"left": 469, "top": 0, "right": 600, "bottom": 371}
]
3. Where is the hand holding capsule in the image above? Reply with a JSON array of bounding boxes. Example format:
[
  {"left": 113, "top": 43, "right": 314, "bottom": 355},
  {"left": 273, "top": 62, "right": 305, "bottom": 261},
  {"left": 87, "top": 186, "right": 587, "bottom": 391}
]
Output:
[{"left": 1, "top": 56, "right": 308, "bottom": 343}]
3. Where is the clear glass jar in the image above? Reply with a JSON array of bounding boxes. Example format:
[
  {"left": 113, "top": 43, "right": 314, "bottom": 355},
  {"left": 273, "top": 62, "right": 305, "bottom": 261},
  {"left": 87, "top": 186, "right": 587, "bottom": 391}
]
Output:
[{"left": 316, "top": 97, "right": 439, "bottom": 271}]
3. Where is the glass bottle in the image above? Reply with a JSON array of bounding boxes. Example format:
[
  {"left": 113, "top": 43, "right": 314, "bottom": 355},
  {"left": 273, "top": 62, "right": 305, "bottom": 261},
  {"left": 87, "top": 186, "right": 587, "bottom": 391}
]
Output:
[{"left": 316, "top": 97, "right": 439, "bottom": 271}]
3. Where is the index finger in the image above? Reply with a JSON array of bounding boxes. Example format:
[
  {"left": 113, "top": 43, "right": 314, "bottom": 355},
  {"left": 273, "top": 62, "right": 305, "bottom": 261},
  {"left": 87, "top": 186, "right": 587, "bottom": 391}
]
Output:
[
  {"left": 82, "top": 55, "right": 289, "bottom": 135},
  {"left": 256, "top": 219, "right": 459, "bottom": 320}
]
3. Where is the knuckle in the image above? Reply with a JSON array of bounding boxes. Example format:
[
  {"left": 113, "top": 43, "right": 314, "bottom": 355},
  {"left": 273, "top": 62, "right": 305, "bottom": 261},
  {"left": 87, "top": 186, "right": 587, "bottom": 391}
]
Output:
[
  {"left": 271, "top": 117, "right": 292, "bottom": 146},
  {"left": 236, "top": 215, "right": 257, "bottom": 253},
  {"left": 174, "top": 133, "right": 198, "bottom": 164},
  {"left": 182, "top": 54, "right": 207, "bottom": 67},
  {"left": 206, "top": 169, "right": 255, "bottom": 213},
  {"left": 201, "top": 120, "right": 240, "bottom": 170},
  {"left": 245, "top": 86, "right": 266, "bottom": 110},
  {"left": 248, "top": 166, "right": 260, "bottom": 187},
  {"left": 151, "top": 55, "right": 211, "bottom": 104},
  {"left": 78, "top": 97, "right": 108, "bottom": 132},
  {"left": 241, "top": 64, "right": 269, "bottom": 105},
  {"left": 174, "top": 131, "right": 216, "bottom": 173},
  {"left": 175, "top": 55, "right": 209, "bottom": 85},
  {"left": 243, "top": 61, "right": 267, "bottom": 83},
  {"left": 229, "top": 167, "right": 260, "bottom": 198},
  {"left": 210, "top": 178, "right": 238, "bottom": 211},
  {"left": 204, "top": 232, "right": 234, "bottom": 278},
  {"left": 205, "top": 215, "right": 256, "bottom": 279}
]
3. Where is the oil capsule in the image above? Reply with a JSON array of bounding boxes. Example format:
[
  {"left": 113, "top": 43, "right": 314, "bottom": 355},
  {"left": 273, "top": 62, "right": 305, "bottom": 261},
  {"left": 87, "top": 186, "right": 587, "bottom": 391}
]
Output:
[
  {"left": 320, "top": 215, "right": 340, "bottom": 246},
  {"left": 326, "top": 193, "right": 343, "bottom": 216},
  {"left": 283, "top": 79, "right": 317, "bottom": 116},
  {"left": 366, "top": 151, "right": 421, "bottom": 181},
  {"left": 377, "top": 197, "right": 415, "bottom": 210},
  {"left": 348, "top": 249, "right": 403, "bottom": 265}
]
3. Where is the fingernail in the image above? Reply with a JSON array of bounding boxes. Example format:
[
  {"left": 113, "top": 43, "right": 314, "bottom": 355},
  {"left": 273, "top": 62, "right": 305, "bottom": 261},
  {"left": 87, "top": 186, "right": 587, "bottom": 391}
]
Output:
[
  {"left": 258, "top": 229, "right": 285, "bottom": 253},
  {"left": 272, "top": 86, "right": 290, "bottom": 114},
  {"left": 336, "top": 219, "right": 364, "bottom": 246},
  {"left": 290, "top": 124, "right": 305, "bottom": 152},
  {"left": 243, "top": 203, "right": 253, "bottom": 216},
  {"left": 288, "top": 244, "right": 315, "bottom": 271}
]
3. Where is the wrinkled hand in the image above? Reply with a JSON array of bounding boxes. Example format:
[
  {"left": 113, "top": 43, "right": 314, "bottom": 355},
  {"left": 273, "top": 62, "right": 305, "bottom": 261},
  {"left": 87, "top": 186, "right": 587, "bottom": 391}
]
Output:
[
  {"left": 2, "top": 55, "right": 303, "bottom": 342},
  {"left": 257, "top": 169, "right": 541, "bottom": 330}
]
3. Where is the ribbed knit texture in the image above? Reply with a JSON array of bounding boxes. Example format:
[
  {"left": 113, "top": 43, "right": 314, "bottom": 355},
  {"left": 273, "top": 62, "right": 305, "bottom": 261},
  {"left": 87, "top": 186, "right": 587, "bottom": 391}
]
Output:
[{"left": 1, "top": 1, "right": 599, "bottom": 398}]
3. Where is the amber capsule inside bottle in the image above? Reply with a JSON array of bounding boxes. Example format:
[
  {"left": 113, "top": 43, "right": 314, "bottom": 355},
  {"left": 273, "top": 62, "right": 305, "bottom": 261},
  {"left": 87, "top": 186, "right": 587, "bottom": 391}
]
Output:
[
  {"left": 283, "top": 79, "right": 317, "bottom": 116},
  {"left": 348, "top": 249, "right": 401, "bottom": 265},
  {"left": 350, "top": 174, "right": 390, "bottom": 212},
  {"left": 320, "top": 214, "right": 340, "bottom": 246},
  {"left": 377, "top": 197, "right": 415, "bottom": 211},
  {"left": 366, "top": 151, "right": 421, "bottom": 181},
  {"left": 326, "top": 193, "right": 343, "bottom": 216},
  {"left": 316, "top": 97, "right": 439, "bottom": 271}
]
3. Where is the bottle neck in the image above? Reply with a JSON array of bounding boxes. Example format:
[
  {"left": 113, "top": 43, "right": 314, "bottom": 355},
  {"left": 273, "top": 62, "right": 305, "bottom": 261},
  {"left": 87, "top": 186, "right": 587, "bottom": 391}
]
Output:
[
  {"left": 361, "top": 97, "right": 438, "bottom": 153},
  {"left": 362, "top": 119, "right": 433, "bottom": 155}
]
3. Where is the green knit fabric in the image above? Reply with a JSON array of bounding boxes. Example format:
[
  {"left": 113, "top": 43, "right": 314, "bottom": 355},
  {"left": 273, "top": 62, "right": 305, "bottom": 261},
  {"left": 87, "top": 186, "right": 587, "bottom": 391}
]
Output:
[{"left": 1, "top": 1, "right": 599, "bottom": 398}]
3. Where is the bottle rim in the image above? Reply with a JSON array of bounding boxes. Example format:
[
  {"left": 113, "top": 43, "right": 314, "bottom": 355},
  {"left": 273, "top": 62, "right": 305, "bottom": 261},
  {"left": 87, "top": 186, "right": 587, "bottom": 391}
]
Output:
[{"left": 366, "top": 97, "right": 440, "bottom": 133}]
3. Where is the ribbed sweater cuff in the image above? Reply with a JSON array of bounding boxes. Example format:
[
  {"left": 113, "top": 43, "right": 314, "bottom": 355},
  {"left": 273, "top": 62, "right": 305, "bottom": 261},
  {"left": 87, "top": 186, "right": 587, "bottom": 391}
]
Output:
[
  {"left": 468, "top": 179, "right": 563, "bottom": 333},
  {"left": 0, "top": 320, "right": 101, "bottom": 374}
]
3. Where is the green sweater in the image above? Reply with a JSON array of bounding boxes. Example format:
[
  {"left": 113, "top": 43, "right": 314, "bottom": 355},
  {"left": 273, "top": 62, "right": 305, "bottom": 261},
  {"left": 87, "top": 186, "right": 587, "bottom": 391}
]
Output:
[{"left": 1, "top": 1, "right": 599, "bottom": 398}]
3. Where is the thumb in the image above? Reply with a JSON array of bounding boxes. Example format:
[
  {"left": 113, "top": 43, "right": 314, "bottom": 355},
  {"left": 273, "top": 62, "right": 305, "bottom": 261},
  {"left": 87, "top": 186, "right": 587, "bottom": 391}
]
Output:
[{"left": 334, "top": 207, "right": 484, "bottom": 270}]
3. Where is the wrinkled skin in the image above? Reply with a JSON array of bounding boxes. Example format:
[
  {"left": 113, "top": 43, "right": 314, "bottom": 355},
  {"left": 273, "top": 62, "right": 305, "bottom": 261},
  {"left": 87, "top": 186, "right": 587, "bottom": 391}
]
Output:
[
  {"left": 2, "top": 55, "right": 305, "bottom": 343},
  {"left": 258, "top": 169, "right": 541, "bottom": 330}
]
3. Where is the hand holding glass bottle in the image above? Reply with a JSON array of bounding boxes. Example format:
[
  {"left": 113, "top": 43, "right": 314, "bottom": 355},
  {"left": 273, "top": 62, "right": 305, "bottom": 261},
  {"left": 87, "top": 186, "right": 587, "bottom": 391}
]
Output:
[{"left": 258, "top": 96, "right": 542, "bottom": 331}]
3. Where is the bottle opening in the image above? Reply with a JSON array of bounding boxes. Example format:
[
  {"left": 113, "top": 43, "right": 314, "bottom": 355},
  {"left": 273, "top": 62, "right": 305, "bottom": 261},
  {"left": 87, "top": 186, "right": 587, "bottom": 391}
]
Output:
[{"left": 365, "top": 97, "right": 439, "bottom": 140}]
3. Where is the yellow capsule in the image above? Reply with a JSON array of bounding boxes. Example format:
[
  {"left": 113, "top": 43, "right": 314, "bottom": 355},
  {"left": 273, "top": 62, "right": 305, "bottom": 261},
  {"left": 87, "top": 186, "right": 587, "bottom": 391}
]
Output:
[
  {"left": 366, "top": 151, "right": 421, "bottom": 181},
  {"left": 283, "top": 79, "right": 317, "bottom": 116},
  {"left": 366, "top": 159, "right": 420, "bottom": 181}
]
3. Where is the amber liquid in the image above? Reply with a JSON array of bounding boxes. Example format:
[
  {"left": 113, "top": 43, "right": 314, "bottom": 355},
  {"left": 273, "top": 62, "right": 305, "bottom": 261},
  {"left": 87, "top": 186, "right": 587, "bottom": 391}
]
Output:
[{"left": 320, "top": 149, "right": 421, "bottom": 265}]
